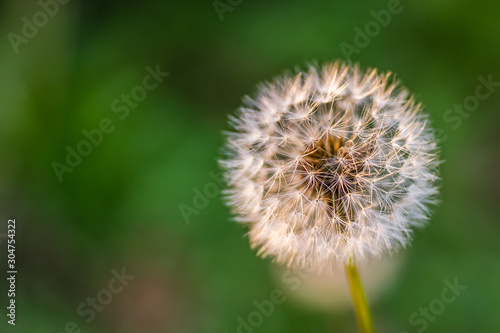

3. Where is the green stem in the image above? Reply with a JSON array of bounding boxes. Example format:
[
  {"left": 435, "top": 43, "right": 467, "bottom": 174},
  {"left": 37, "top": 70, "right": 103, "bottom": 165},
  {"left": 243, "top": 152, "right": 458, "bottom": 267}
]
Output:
[{"left": 345, "top": 260, "right": 376, "bottom": 333}]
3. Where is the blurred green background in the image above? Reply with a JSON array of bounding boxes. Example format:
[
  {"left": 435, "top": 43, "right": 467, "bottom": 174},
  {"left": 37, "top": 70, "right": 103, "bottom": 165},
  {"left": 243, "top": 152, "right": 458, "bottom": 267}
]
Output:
[{"left": 0, "top": 0, "right": 499, "bottom": 332}]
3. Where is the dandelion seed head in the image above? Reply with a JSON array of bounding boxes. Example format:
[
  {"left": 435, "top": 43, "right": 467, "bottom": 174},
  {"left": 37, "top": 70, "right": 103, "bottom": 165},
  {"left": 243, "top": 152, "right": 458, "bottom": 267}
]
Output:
[{"left": 221, "top": 61, "right": 440, "bottom": 271}]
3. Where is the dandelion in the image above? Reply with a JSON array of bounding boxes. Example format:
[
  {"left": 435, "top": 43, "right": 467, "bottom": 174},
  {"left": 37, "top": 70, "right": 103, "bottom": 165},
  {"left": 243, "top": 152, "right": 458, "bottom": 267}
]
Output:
[{"left": 221, "top": 61, "right": 440, "bottom": 333}]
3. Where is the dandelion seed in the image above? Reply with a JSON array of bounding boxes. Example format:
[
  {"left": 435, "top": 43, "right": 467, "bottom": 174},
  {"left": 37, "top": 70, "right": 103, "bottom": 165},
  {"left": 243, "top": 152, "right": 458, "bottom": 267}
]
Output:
[{"left": 221, "top": 61, "right": 440, "bottom": 271}]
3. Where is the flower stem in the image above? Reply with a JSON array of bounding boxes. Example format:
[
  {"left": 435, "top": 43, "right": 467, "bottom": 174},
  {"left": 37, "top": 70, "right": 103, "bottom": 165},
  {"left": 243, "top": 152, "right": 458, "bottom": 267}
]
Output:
[{"left": 345, "top": 260, "right": 375, "bottom": 333}]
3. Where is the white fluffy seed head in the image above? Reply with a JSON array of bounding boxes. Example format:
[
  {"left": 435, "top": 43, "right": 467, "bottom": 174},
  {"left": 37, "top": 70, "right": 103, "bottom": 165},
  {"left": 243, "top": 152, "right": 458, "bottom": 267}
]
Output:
[{"left": 220, "top": 61, "right": 440, "bottom": 271}]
